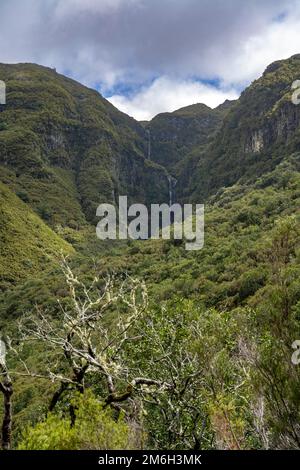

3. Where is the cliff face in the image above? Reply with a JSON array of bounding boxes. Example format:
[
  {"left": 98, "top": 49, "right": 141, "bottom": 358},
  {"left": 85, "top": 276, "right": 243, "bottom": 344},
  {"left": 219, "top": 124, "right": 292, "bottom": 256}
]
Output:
[
  {"left": 0, "top": 63, "right": 168, "bottom": 226},
  {"left": 0, "top": 56, "right": 300, "bottom": 230},
  {"left": 187, "top": 55, "right": 300, "bottom": 202},
  {"left": 141, "top": 101, "right": 235, "bottom": 202},
  {"left": 0, "top": 57, "right": 299, "bottom": 300},
  {"left": 143, "top": 54, "right": 300, "bottom": 204},
  {"left": 145, "top": 103, "right": 225, "bottom": 169}
]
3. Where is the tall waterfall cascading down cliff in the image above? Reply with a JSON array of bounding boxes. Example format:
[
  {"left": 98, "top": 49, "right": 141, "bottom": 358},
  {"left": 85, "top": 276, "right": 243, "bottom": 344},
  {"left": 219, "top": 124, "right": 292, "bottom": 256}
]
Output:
[
  {"left": 144, "top": 126, "right": 177, "bottom": 206},
  {"left": 167, "top": 174, "right": 177, "bottom": 206}
]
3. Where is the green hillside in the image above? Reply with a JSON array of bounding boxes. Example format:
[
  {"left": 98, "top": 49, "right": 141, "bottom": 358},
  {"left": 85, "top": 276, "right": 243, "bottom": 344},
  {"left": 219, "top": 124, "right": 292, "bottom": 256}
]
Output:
[
  {"left": 0, "top": 63, "right": 169, "bottom": 227},
  {"left": 0, "top": 181, "right": 74, "bottom": 290},
  {"left": 0, "top": 57, "right": 300, "bottom": 450},
  {"left": 187, "top": 54, "right": 300, "bottom": 202},
  {"left": 144, "top": 100, "right": 235, "bottom": 200}
]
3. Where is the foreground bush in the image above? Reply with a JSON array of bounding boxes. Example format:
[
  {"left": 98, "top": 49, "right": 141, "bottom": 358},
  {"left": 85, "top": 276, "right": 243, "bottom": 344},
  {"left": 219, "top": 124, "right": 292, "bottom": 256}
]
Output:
[{"left": 18, "top": 393, "right": 136, "bottom": 450}]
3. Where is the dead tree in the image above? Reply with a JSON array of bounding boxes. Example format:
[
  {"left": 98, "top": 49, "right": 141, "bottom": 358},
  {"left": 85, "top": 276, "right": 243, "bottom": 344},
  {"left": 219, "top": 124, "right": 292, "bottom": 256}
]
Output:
[{"left": 15, "top": 257, "right": 172, "bottom": 420}]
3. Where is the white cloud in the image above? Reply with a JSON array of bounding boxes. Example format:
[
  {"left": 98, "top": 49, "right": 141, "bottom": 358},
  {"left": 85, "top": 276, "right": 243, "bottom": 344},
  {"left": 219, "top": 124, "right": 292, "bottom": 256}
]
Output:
[
  {"left": 108, "top": 77, "right": 239, "bottom": 120},
  {"left": 214, "top": 3, "right": 300, "bottom": 85},
  {"left": 1, "top": 0, "right": 294, "bottom": 88},
  {"left": 1, "top": 0, "right": 300, "bottom": 119}
]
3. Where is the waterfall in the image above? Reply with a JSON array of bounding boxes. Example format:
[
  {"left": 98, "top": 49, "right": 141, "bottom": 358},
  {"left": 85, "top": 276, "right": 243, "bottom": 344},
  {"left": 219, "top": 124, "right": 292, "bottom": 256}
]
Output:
[
  {"left": 145, "top": 127, "right": 177, "bottom": 205},
  {"left": 167, "top": 174, "right": 177, "bottom": 205}
]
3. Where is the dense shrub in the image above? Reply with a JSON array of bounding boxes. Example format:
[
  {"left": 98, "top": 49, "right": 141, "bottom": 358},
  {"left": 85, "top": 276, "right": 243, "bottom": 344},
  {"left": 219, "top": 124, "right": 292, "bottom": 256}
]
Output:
[{"left": 18, "top": 393, "right": 137, "bottom": 450}]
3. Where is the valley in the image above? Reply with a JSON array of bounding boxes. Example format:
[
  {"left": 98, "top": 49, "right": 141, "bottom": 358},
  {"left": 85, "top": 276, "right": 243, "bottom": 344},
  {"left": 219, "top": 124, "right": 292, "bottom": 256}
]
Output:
[{"left": 0, "top": 55, "right": 299, "bottom": 450}]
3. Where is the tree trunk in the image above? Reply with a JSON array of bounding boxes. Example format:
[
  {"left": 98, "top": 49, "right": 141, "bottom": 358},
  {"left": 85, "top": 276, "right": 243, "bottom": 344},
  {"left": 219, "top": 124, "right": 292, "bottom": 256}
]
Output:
[{"left": 1, "top": 378, "right": 13, "bottom": 450}]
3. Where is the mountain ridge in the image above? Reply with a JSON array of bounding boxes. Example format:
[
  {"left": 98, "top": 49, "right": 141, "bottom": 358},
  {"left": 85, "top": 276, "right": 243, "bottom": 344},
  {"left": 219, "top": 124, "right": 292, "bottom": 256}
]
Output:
[
  {"left": 2, "top": 56, "right": 299, "bottom": 218},
  {"left": 0, "top": 57, "right": 300, "bottom": 450},
  {"left": 0, "top": 56, "right": 300, "bottom": 276}
]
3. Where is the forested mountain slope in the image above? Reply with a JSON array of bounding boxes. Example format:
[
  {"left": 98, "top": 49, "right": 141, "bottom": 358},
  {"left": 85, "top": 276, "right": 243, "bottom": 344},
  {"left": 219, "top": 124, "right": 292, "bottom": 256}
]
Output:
[
  {"left": 0, "top": 57, "right": 299, "bottom": 450},
  {"left": 187, "top": 54, "right": 300, "bottom": 202},
  {"left": 0, "top": 63, "right": 169, "bottom": 227}
]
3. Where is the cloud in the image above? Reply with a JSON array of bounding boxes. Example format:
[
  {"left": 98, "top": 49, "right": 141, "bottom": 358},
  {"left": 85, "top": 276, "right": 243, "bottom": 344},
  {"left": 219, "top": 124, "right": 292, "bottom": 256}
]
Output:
[
  {"left": 217, "top": 6, "right": 300, "bottom": 84},
  {"left": 0, "top": 0, "right": 300, "bottom": 118},
  {"left": 108, "top": 77, "right": 239, "bottom": 120}
]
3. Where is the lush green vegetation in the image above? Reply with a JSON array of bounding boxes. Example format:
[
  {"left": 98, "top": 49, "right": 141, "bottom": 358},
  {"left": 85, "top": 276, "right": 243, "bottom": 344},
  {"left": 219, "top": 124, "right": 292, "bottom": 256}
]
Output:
[
  {"left": 0, "top": 58, "right": 300, "bottom": 450},
  {"left": 189, "top": 54, "right": 300, "bottom": 203},
  {"left": 0, "top": 181, "right": 73, "bottom": 290},
  {"left": 18, "top": 393, "right": 137, "bottom": 450},
  {"left": 0, "top": 63, "right": 169, "bottom": 228}
]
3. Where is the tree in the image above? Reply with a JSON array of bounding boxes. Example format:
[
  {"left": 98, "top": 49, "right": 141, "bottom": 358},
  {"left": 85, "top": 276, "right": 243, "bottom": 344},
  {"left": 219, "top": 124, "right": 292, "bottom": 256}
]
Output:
[
  {"left": 18, "top": 392, "right": 137, "bottom": 450},
  {"left": 125, "top": 299, "right": 209, "bottom": 449},
  {"left": 14, "top": 257, "right": 172, "bottom": 430}
]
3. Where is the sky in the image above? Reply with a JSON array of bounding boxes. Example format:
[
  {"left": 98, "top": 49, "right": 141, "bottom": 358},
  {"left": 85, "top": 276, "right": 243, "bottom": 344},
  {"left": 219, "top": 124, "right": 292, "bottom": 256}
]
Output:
[{"left": 1, "top": 0, "right": 300, "bottom": 120}]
